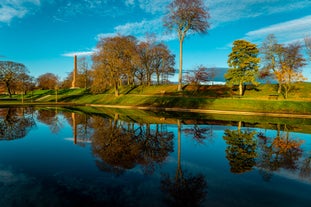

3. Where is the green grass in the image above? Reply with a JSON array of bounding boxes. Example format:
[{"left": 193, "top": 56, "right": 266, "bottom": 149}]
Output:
[{"left": 1, "top": 83, "right": 311, "bottom": 114}]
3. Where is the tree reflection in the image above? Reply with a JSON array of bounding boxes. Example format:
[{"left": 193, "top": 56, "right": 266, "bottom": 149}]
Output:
[
  {"left": 0, "top": 107, "right": 36, "bottom": 140},
  {"left": 183, "top": 123, "right": 211, "bottom": 144},
  {"left": 257, "top": 124, "right": 303, "bottom": 181},
  {"left": 300, "top": 155, "right": 311, "bottom": 179},
  {"left": 37, "top": 108, "right": 63, "bottom": 134},
  {"left": 223, "top": 122, "right": 257, "bottom": 174},
  {"left": 91, "top": 114, "right": 173, "bottom": 175},
  {"left": 161, "top": 120, "right": 207, "bottom": 207}
]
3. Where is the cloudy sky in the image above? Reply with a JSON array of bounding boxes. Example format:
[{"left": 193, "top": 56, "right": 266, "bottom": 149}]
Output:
[{"left": 1, "top": 0, "right": 311, "bottom": 80}]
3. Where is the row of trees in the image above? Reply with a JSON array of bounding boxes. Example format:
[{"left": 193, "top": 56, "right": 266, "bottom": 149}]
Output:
[
  {"left": 92, "top": 35, "right": 175, "bottom": 96},
  {"left": 225, "top": 34, "right": 310, "bottom": 98}
]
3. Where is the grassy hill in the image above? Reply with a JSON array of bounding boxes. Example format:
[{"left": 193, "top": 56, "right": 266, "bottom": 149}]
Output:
[{"left": 1, "top": 83, "right": 311, "bottom": 115}]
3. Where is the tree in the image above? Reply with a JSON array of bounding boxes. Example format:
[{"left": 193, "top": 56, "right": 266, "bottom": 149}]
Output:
[
  {"left": 152, "top": 43, "right": 175, "bottom": 85},
  {"left": 275, "top": 42, "right": 307, "bottom": 99},
  {"left": 15, "top": 72, "right": 35, "bottom": 95},
  {"left": 37, "top": 73, "right": 58, "bottom": 90},
  {"left": 185, "top": 65, "right": 210, "bottom": 93},
  {"left": 164, "top": 0, "right": 210, "bottom": 91},
  {"left": 92, "top": 35, "right": 140, "bottom": 96},
  {"left": 260, "top": 34, "right": 288, "bottom": 93},
  {"left": 305, "top": 36, "right": 311, "bottom": 60},
  {"left": 223, "top": 126, "right": 257, "bottom": 174},
  {"left": 77, "top": 56, "right": 91, "bottom": 89},
  {"left": 0, "top": 61, "right": 28, "bottom": 97},
  {"left": 225, "top": 40, "right": 260, "bottom": 96}
]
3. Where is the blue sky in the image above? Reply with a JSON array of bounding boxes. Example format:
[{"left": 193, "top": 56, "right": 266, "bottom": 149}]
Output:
[{"left": 1, "top": 0, "right": 311, "bottom": 81}]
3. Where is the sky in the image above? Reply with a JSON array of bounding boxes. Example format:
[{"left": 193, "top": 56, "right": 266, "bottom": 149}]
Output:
[{"left": 1, "top": 0, "right": 311, "bottom": 81}]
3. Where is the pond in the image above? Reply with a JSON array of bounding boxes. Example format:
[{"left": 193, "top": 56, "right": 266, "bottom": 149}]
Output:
[{"left": 0, "top": 106, "right": 311, "bottom": 207}]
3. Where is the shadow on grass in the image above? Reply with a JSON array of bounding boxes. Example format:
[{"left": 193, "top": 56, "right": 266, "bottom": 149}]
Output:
[{"left": 137, "top": 96, "right": 216, "bottom": 109}]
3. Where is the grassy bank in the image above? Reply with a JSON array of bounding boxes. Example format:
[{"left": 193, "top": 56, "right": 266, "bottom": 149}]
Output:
[{"left": 1, "top": 83, "right": 311, "bottom": 115}]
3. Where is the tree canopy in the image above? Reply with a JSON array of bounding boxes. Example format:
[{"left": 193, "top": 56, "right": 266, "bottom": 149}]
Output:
[
  {"left": 225, "top": 40, "right": 260, "bottom": 96},
  {"left": 0, "top": 61, "right": 29, "bottom": 97}
]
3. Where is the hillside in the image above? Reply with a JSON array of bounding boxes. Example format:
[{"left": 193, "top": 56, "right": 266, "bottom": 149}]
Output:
[{"left": 1, "top": 82, "right": 311, "bottom": 116}]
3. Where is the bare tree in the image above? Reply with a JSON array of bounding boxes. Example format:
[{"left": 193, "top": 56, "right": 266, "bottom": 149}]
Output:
[
  {"left": 164, "top": 0, "right": 210, "bottom": 91},
  {"left": 185, "top": 65, "right": 210, "bottom": 93},
  {"left": 305, "top": 36, "right": 311, "bottom": 61}
]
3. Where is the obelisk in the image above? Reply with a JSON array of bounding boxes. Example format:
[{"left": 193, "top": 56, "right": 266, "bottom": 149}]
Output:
[{"left": 71, "top": 55, "right": 77, "bottom": 88}]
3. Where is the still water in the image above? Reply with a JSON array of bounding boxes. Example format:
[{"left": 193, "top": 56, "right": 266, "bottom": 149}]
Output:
[{"left": 0, "top": 107, "right": 311, "bottom": 207}]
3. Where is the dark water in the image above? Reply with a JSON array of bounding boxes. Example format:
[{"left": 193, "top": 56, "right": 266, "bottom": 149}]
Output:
[{"left": 0, "top": 107, "right": 311, "bottom": 207}]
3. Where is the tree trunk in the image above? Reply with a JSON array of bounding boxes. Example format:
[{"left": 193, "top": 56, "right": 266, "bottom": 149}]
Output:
[
  {"left": 239, "top": 81, "right": 243, "bottom": 96},
  {"left": 277, "top": 83, "right": 282, "bottom": 94},
  {"left": 114, "top": 82, "right": 119, "bottom": 97},
  {"left": 178, "top": 39, "right": 183, "bottom": 91},
  {"left": 5, "top": 82, "right": 12, "bottom": 98}
]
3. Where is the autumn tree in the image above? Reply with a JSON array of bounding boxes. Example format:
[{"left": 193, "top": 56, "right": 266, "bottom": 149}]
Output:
[
  {"left": 260, "top": 34, "right": 287, "bottom": 93},
  {"left": 37, "top": 73, "right": 59, "bottom": 90},
  {"left": 151, "top": 43, "right": 175, "bottom": 85},
  {"left": 92, "top": 35, "right": 140, "bottom": 96},
  {"left": 164, "top": 0, "right": 210, "bottom": 91},
  {"left": 276, "top": 42, "right": 307, "bottom": 99},
  {"left": 137, "top": 40, "right": 155, "bottom": 85},
  {"left": 77, "top": 56, "right": 91, "bottom": 89},
  {"left": 225, "top": 40, "right": 260, "bottom": 96},
  {"left": 136, "top": 38, "right": 175, "bottom": 86},
  {"left": 0, "top": 61, "right": 28, "bottom": 97}
]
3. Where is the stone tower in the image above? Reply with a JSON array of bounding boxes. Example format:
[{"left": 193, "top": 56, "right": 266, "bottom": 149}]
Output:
[{"left": 71, "top": 55, "right": 78, "bottom": 88}]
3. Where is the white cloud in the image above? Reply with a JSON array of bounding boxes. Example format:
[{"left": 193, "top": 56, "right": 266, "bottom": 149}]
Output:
[
  {"left": 137, "top": 0, "right": 170, "bottom": 14},
  {"left": 62, "top": 50, "right": 96, "bottom": 57},
  {"left": 0, "top": 0, "right": 40, "bottom": 23},
  {"left": 207, "top": 0, "right": 311, "bottom": 27},
  {"left": 245, "top": 15, "right": 311, "bottom": 44},
  {"left": 96, "top": 18, "right": 176, "bottom": 42},
  {"left": 0, "top": 5, "right": 27, "bottom": 23}
]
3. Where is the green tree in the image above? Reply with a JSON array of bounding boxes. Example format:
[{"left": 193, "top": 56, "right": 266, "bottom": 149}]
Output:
[
  {"left": 225, "top": 40, "right": 260, "bottom": 96},
  {"left": 0, "top": 61, "right": 28, "bottom": 97},
  {"left": 223, "top": 124, "right": 257, "bottom": 174},
  {"left": 164, "top": 0, "right": 210, "bottom": 91}
]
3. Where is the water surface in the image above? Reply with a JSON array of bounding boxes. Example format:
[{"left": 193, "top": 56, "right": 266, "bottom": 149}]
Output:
[{"left": 0, "top": 107, "right": 311, "bottom": 207}]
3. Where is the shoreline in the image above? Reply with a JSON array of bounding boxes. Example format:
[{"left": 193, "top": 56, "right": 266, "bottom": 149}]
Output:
[{"left": 85, "top": 104, "right": 311, "bottom": 119}]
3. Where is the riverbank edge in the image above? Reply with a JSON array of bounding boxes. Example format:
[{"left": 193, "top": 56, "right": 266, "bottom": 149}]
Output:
[
  {"left": 1, "top": 101, "right": 311, "bottom": 119},
  {"left": 85, "top": 104, "right": 311, "bottom": 119}
]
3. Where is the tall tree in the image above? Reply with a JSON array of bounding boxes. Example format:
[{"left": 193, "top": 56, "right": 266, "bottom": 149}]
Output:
[
  {"left": 276, "top": 42, "right": 307, "bottom": 99},
  {"left": 0, "top": 61, "right": 28, "bottom": 97},
  {"left": 260, "top": 34, "right": 285, "bottom": 93},
  {"left": 92, "top": 35, "right": 140, "bottom": 96},
  {"left": 151, "top": 43, "right": 175, "bottom": 85},
  {"left": 225, "top": 40, "right": 260, "bottom": 96},
  {"left": 77, "top": 56, "right": 91, "bottom": 89},
  {"left": 164, "top": 0, "right": 210, "bottom": 91}
]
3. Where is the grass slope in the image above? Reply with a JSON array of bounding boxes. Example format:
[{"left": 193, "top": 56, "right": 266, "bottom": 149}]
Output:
[{"left": 1, "top": 83, "right": 311, "bottom": 114}]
